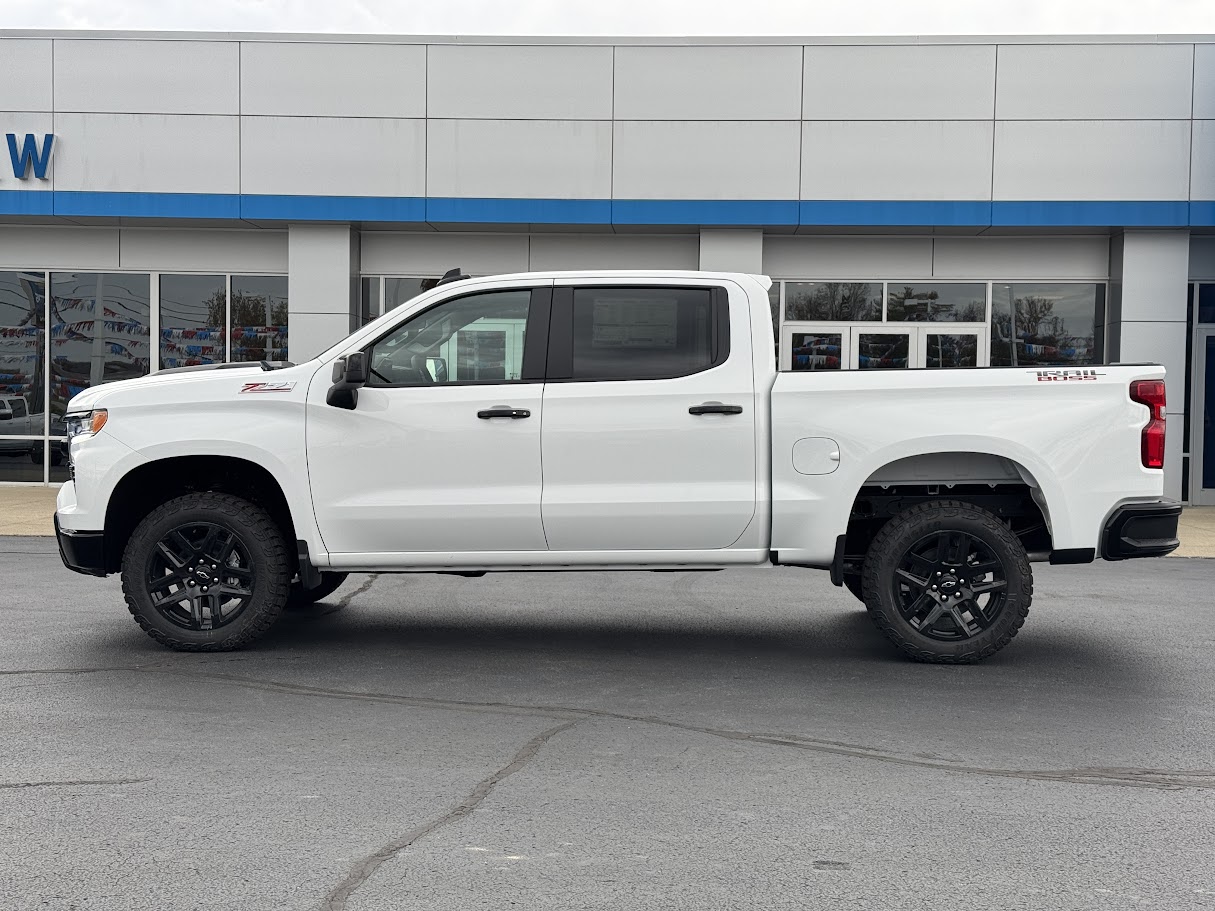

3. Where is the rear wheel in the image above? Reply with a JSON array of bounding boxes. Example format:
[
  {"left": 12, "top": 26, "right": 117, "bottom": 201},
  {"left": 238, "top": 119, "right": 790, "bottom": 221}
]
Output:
[
  {"left": 121, "top": 492, "right": 291, "bottom": 651},
  {"left": 862, "top": 500, "right": 1032, "bottom": 664},
  {"left": 287, "top": 572, "right": 349, "bottom": 608}
]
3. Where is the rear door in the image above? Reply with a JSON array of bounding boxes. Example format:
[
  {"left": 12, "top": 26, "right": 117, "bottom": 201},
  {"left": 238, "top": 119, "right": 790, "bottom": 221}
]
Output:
[{"left": 540, "top": 280, "right": 757, "bottom": 552}]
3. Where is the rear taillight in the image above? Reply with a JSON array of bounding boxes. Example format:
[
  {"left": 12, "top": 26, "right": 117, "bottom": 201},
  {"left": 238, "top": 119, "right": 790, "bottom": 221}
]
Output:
[{"left": 1130, "top": 379, "right": 1166, "bottom": 469}]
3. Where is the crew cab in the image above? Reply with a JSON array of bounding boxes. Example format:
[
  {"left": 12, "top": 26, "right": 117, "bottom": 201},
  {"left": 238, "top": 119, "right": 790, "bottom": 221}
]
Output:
[{"left": 54, "top": 270, "right": 1181, "bottom": 663}]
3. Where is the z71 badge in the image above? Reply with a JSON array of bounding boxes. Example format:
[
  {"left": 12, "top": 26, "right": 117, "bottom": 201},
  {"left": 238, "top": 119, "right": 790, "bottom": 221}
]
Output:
[
  {"left": 240, "top": 381, "right": 296, "bottom": 393},
  {"left": 1033, "top": 369, "right": 1102, "bottom": 382}
]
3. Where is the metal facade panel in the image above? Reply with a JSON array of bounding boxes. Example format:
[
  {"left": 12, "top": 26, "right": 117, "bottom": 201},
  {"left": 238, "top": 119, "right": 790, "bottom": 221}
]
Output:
[
  {"left": 993, "top": 120, "right": 1192, "bottom": 201},
  {"left": 802, "top": 45, "right": 996, "bottom": 120},
  {"left": 614, "top": 45, "right": 802, "bottom": 120},
  {"left": 427, "top": 45, "right": 613, "bottom": 120},
  {"left": 240, "top": 42, "right": 426, "bottom": 118},
  {"left": 762, "top": 236, "right": 933, "bottom": 278},
  {"left": 0, "top": 225, "right": 119, "bottom": 269},
  {"left": 53, "top": 38, "right": 239, "bottom": 114},
  {"left": 801, "top": 121, "right": 994, "bottom": 201},
  {"left": 426, "top": 119, "right": 611, "bottom": 200},
  {"left": 360, "top": 232, "right": 530, "bottom": 275},
  {"left": 932, "top": 237, "right": 1110, "bottom": 279},
  {"left": 1193, "top": 121, "right": 1215, "bottom": 202},
  {"left": 1118, "top": 230, "right": 1191, "bottom": 322},
  {"left": 527, "top": 234, "right": 699, "bottom": 270},
  {"left": 613, "top": 120, "right": 800, "bottom": 200},
  {"left": 0, "top": 40, "right": 52, "bottom": 111},
  {"left": 119, "top": 228, "right": 288, "bottom": 272},
  {"left": 995, "top": 44, "right": 1194, "bottom": 120},
  {"left": 1196, "top": 44, "right": 1215, "bottom": 120},
  {"left": 241, "top": 116, "right": 425, "bottom": 197},
  {"left": 1192, "top": 237, "right": 1215, "bottom": 279},
  {"left": 53, "top": 113, "right": 239, "bottom": 194}
]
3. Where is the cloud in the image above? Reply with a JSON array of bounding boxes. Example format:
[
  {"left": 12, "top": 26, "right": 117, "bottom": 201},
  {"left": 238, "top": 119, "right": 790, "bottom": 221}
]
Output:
[{"left": 3, "top": 0, "right": 1214, "bottom": 35}]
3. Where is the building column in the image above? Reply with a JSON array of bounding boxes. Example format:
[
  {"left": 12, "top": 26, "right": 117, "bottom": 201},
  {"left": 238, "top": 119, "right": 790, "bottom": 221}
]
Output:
[
  {"left": 1108, "top": 230, "right": 1190, "bottom": 500},
  {"left": 699, "top": 229, "right": 764, "bottom": 274},
  {"left": 287, "top": 224, "right": 359, "bottom": 362}
]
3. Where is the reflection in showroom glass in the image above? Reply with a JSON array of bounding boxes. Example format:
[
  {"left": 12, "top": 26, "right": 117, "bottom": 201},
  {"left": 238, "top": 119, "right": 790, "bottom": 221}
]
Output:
[
  {"left": 990, "top": 283, "right": 1104, "bottom": 367},
  {"left": 791, "top": 333, "right": 842, "bottom": 370},
  {"left": 785, "top": 282, "right": 882, "bottom": 322},
  {"left": 886, "top": 283, "right": 986, "bottom": 322}
]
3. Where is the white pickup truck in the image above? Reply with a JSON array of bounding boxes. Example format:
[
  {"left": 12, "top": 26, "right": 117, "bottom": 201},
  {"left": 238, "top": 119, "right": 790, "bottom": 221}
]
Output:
[{"left": 54, "top": 270, "right": 1180, "bottom": 663}]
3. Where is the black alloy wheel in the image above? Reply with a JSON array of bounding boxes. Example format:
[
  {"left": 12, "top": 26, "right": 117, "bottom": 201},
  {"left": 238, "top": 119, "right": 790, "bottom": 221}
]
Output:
[
  {"left": 145, "top": 522, "right": 255, "bottom": 632},
  {"left": 892, "top": 530, "right": 1008, "bottom": 641}
]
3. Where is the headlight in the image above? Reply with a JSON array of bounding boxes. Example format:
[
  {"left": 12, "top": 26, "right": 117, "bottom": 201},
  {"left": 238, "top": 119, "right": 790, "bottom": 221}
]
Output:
[{"left": 65, "top": 409, "right": 108, "bottom": 441}]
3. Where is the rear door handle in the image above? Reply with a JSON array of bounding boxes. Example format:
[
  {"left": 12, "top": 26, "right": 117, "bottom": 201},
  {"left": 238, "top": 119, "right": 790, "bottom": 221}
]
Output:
[
  {"left": 477, "top": 407, "right": 531, "bottom": 420},
  {"left": 689, "top": 402, "right": 743, "bottom": 415}
]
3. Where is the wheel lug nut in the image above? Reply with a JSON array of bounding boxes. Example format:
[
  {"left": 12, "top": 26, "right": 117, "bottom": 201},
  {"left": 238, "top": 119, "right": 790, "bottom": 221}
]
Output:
[
  {"left": 188, "top": 580, "right": 195, "bottom": 587},
  {"left": 201, "top": 586, "right": 208, "bottom": 593},
  {"left": 931, "top": 585, "right": 938, "bottom": 590}
]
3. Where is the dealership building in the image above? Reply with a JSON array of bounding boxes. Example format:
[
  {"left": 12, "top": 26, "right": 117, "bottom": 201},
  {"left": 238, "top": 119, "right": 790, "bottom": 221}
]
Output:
[{"left": 0, "top": 30, "right": 1213, "bottom": 502}]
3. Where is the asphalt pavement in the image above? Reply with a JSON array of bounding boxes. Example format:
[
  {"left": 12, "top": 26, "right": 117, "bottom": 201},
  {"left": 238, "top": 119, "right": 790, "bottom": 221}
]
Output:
[{"left": 2, "top": 536, "right": 1213, "bottom": 910}]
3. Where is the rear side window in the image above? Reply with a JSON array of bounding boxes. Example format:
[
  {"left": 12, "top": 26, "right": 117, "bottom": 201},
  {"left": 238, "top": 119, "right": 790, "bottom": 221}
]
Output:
[{"left": 567, "top": 287, "right": 726, "bottom": 381}]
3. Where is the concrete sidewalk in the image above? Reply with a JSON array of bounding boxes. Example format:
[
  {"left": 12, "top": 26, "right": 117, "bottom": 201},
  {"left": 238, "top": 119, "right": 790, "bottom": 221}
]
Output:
[{"left": 3, "top": 485, "right": 1213, "bottom": 557}]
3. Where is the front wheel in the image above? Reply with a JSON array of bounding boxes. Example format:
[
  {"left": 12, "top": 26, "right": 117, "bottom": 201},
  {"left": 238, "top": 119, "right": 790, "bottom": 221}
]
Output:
[
  {"left": 121, "top": 492, "right": 291, "bottom": 651},
  {"left": 862, "top": 500, "right": 1032, "bottom": 664}
]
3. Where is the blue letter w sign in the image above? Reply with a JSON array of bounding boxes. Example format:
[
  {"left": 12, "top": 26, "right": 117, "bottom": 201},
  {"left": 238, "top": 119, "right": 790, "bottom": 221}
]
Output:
[{"left": 7, "top": 133, "right": 54, "bottom": 179}]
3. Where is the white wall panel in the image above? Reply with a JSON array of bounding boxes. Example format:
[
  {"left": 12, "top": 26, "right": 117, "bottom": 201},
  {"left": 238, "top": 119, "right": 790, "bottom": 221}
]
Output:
[
  {"left": 240, "top": 42, "right": 425, "bottom": 118},
  {"left": 54, "top": 114, "right": 238, "bottom": 194},
  {"left": 993, "top": 121, "right": 1191, "bottom": 201},
  {"left": 1192, "top": 121, "right": 1215, "bottom": 201},
  {"left": 1196, "top": 44, "right": 1215, "bottom": 120},
  {"left": 801, "top": 121, "right": 994, "bottom": 200},
  {"left": 995, "top": 44, "right": 1194, "bottom": 120},
  {"left": 120, "top": 229, "right": 287, "bottom": 273},
  {"left": 1117, "top": 230, "right": 1190, "bottom": 323},
  {"left": 1115, "top": 320, "right": 1188, "bottom": 402},
  {"left": 1192, "top": 237, "right": 1215, "bottom": 279},
  {"left": 427, "top": 120, "right": 611, "bottom": 199},
  {"left": 803, "top": 45, "right": 995, "bottom": 120},
  {"left": 0, "top": 40, "right": 52, "bottom": 111},
  {"left": 427, "top": 45, "right": 612, "bottom": 120},
  {"left": 360, "top": 233, "right": 529, "bottom": 275},
  {"left": 614, "top": 46, "right": 802, "bottom": 120},
  {"left": 0, "top": 112, "right": 54, "bottom": 190},
  {"left": 54, "top": 39, "right": 239, "bottom": 114},
  {"left": 613, "top": 121, "right": 799, "bottom": 200},
  {"left": 241, "top": 116, "right": 424, "bottom": 197},
  {"left": 288, "top": 224, "right": 356, "bottom": 318},
  {"left": 932, "top": 237, "right": 1109, "bottom": 279},
  {"left": 288, "top": 311, "right": 349, "bottom": 362},
  {"left": 699, "top": 230, "right": 764, "bottom": 272},
  {"left": 0, "top": 226, "right": 119, "bottom": 269},
  {"left": 762, "top": 236, "right": 933, "bottom": 278},
  {"left": 528, "top": 234, "right": 699, "bottom": 271}
]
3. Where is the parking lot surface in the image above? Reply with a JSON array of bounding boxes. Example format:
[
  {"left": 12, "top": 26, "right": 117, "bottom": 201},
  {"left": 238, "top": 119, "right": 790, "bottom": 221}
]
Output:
[{"left": 2, "top": 537, "right": 1213, "bottom": 910}]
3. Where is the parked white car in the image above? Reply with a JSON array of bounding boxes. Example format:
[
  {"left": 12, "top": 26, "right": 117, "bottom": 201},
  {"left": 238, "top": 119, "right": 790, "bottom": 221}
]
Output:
[{"left": 55, "top": 270, "right": 1180, "bottom": 662}]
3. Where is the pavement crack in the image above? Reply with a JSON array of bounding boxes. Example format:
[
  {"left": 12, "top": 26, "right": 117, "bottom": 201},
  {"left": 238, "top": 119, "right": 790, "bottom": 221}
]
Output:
[
  {"left": 336, "top": 573, "right": 380, "bottom": 611},
  {"left": 0, "top": 777, "right": 149, "bottom": 790},
  {"left": 318, "top": 720, "right": 576, "bottom": 911}
]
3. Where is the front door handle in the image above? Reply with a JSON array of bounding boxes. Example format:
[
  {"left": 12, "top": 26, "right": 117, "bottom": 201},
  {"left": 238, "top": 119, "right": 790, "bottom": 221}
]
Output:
[
  {"left": 477, "top": 407, "right": 531, "bottom": 420},
  {"left": 689, "top": 402, "right": 743, "bottom": 415}
]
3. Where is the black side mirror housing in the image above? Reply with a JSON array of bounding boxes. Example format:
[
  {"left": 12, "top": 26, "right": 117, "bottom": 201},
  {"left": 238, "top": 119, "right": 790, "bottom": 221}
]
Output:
[{"left": 326, "top": 351, "right": 369, "bottom": 410}]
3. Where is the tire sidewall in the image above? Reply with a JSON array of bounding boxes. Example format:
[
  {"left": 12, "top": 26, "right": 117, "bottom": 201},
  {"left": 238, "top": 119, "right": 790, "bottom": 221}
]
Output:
[{"left": 864, "top": 504, "right": 1031, "bottom": 662}]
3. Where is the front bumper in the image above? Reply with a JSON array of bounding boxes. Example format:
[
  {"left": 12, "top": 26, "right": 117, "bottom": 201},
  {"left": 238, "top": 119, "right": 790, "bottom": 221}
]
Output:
[
  {"left": 54, "top": 515, "right": 107, "bottom": 577},
  {"left": 1101, "top": 500, "right": 1182, "bottom": 560}
]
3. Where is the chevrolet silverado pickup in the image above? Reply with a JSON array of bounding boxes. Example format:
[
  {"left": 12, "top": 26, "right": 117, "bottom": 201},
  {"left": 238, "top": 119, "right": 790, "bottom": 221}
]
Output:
[{"left": 54, "top": 270, "right": 1181, "bottom": 663}]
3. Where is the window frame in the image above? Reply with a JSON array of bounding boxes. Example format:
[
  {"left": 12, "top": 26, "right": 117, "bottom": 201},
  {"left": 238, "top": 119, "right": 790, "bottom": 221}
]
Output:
[
  {"left": 361, "top": 285, "right": 552, "bottom": 389},
  {"left": 544, "top": 284, "right": 731, "bottom": 383}
]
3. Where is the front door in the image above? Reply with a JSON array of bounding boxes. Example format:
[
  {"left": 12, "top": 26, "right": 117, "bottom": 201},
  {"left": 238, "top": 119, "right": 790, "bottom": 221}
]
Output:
[
  {"left": 1193, "top": 328, "right": 1215, "bottom": 506},
  {"left": 540, "top": 281, "right": 757, "bottom": 552},
  {"left": 307, "top": 282, "right": 552, "bottom": 556}
]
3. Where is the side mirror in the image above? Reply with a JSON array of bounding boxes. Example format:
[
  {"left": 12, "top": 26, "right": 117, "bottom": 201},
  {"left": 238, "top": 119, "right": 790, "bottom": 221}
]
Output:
[{"left": 326, "top": 351, "right": 369, "bottom": 410}]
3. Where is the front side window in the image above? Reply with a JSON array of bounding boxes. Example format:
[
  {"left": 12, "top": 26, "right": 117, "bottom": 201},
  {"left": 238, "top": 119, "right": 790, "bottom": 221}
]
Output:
[
  {"left": 10, "top": 397, "right": 27, "bottom": 419},
  {"left": 989, "top": 283, "right": 1105, "bottom": 367},
  {"left": 569, "top": 287, "right": 720, "bottom": 381},
  {"left": 367, "top": 289, "right": 531, "bottom": 386}
]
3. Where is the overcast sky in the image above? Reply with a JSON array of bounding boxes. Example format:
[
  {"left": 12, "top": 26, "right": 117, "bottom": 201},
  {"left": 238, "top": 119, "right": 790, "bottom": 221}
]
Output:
[{"left": 2, "top": 0, "right": 1213, "bottom": 36}]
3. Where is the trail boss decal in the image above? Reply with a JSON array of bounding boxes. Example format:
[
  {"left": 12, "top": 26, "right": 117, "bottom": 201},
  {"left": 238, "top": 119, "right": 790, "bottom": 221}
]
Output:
[
  {"left": 1033, "top": 369, "right": 1103, "bottom": 382},
  {"left": 240, "top": 381, "right": 296, "bottom": 393}
]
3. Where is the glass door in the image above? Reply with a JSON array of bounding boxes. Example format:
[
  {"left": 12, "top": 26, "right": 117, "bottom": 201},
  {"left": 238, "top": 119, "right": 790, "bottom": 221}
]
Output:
[
  {"left": 781, "top": 325, "right": 846, "bottom": 372},
  {"left": 1193, "top": 329, "right": 1215, "bottom": 506},
  {"left": 851, "top": 328, "right": 911, "bottom": 369},
  {"left": 919, "top": 329, "right": 986, "bottom": 369}
]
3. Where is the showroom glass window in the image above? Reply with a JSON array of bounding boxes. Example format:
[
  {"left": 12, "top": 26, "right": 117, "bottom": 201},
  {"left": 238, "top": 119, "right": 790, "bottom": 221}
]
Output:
[
  {"left": 384, "top": 277, "right": 438, "bottom": 314},
  {"left": 989, "top": 283, "right": 1105, "bottom": 367},
  {"left": 50, "top": 272, "right": 151, "bottom": 419},
  {"left": 0, "top": 272, "right": 47, "bottom": 482},
  {"left": 886, "top": 282, "right": 986, "bottom": 322},
  {"left": 570, "top": 287, "right": 717, "bottom": 381},
  {"left": 229, "top": 276, "right": 288, "bottom": 363},
  {"left": 785, "top": 282, "right": 882, "bottom": 321},
  {"left": 160, "top": 274, "right": 226, "bottom": 369}
]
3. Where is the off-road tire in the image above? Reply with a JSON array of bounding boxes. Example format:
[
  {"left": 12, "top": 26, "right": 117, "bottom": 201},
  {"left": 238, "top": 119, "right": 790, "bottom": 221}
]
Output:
[
  {"left": 287, "top": 572, "right": 349, "bottom": 609},
  {"left": 121, "top": 492, "right": 291, "bottom": 651},
  {"left": 862, "top": 500, "right": 1032, "bottom": 664}
]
